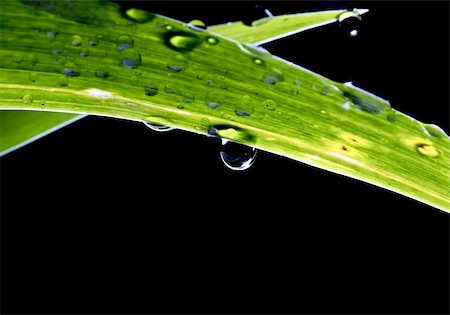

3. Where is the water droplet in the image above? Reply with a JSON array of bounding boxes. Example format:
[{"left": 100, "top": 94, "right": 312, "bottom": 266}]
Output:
[
  {"left": 47, "top": 30, "right": 58, "bottom": 38},
  {"left": 321, "top": 87, "right": 330, "bottom": 96},
  {"left": 165, "top": 32, "right": 201, "bottom": 52},
  {"left": 338, "top": 10, "right": 363, "bottom": 38},
  {"left": 262, "top": 99, "right": 277, "bottom": 111},
  {"left": 88, "top": 39, "right": 98, "bottom": 46},
  {"left": 63, "top": 62, "right": 80, "bottom": 76},
  {"left": 56, "top": 76, "right": 68, "bottom": 86},
  {"left": 80, "top": 48, "right": 89, "bottom": 57},
  {"left": 120, "top": 48, "right": 141, "bottom": 69},
  {"left": 206, "top": 37, "right": 219, "bottom": 45},
  {"left": 188, "top": 19, "right": 206, "bottom": 30},
  {"left": 343, "top": 91, "right": 385, "bottom": 114},
  {"left": 144, "top": 84, "right": 158, "bottom": 96},
  {"left": 219, "top": 141, "right": 257, "bottom": 171},
  {"left": 235, "top": 95, "right": 254, "bottom": 116},
  {"left": 386, "top": 113, "right": 396, "bottom": 122},
  {"left": 262, "top": 70, "right": 284, "bottom": 85},
  {"left": 241, "top": 3, "right": 272, "bottom": 26},
  {"left": 167, "top": 54, "right": 188, "bottom": 72},
  {"left": 28, "top": 72, "right": 38, "bottom": 82},
  {"left": 50, "top": 41, "right": 64, "bottom": 54},
  {"left": 253, "top": 58, "right": 264, "bottom": 66},
  {"left": 143, "top": 122, "right": 175, "bottom": 132},
  {"left": 165, "top": 83, "right": 177, "bottom": 94},
  {"left": 424, "top": 124, "right": 448, "bottom": 138},
  {"left": 206, "top": 90, "right": 223, "bottom": 109},
  {"left": 343, "top": 102, "right": 352, "bottom": 110},
  {"left": 165, "top": 24, "right": 174, "bottom": 31},
  {"left": 40, "top": 100, "right": 46, "bottom": 106},
  {"left": 95, "top": 69, "right": 110, "bottom": 79},
  {"left": 294, "top": 79, "right": 301, "bottom": 87},
  {"left": 125, "top": 8, "right": 155, "bottom": 23},
  {"left": 22, "top": 94, "right": 33, "bottom": 104},
  {"left": 71, "top": 35, "right": 82, "bottom": 46},
  {"left": 117, "top": 35, "right": 134, "bottom": 51},
  {"left": 416, "top": 143, "right": 439, "bottom": 157}
]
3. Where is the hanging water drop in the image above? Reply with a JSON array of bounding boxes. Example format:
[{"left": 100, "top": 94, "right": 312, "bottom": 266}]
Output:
[
  {"left": 188, "top": 19, "right": 206, "bottom": 30},
  {"left": 117, "top": 35, "right": 134, "bottom": 51},
  {"left": 120, "top": 48, "right": 141, "bottom": 69},
  {"left": 338, "top": 10, "right": 364, "bottom": 38},
  {"left": 143, "top": 122, "right": 175, "bottom": 132},
  {"left": 219, "top": 141, "right": 257, "bottom": 171}
]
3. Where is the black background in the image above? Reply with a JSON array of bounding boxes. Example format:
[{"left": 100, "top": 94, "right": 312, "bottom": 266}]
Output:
[{"left": 1, "top": 1, "right": 449, "bottom": 314}]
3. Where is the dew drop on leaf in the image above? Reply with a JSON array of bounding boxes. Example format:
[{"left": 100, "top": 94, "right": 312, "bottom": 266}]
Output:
[
  {"left": 22, "top": 94, "right": 33, "bottom": 104},
  {"left": 144, "top": 84, "right": 159, "bottom": 96},
  {"left": 143, "top": 122, "right": 175, "bottom": 132},
  {"left": 165, "top": 32, "right": 201, "bottom": 52},
  {"left": 63, "top": 62, "right": 80, "bottom": 76},
  {"left": 57, "top": 76, "right": 68, "bottom": 86},
  {"left": 88, "top": 39, "right": 98, "bottom": 46},
  {"left": 262, "top": 99, "right": 276, "bottom": 111},
  {"left": 95, "top": 69, "right": 109, "bottom": 79},
  {"left": 71, "top": 35, "right": 82, "bottom": 46},
  {"left": 235, "top": 95, "right": 254, "bottom": 116},
  {"left": 206, "top": 37, "right": 219, "bottom": 45},
  {"left": 117, "top": 35, "right": 134, "bottom": 51},
  {"left": 80, "top": 48, "right": 89, "bottom": 57},
  {"left": 206, "top": 90, "right": 223, "bottom": 109},
  {"left": 219, "top": 141, "right": 257, "bottom": 171},
  {"left": 120, "top": 48, "right": 141, "bottom": 69},
  {"left": 125, "top": 8, "right": 155, "bottom": 23}
]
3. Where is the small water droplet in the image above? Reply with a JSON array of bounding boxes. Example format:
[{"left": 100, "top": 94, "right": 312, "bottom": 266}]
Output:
[
  {"left": 262, "top": 99, "right": 276, "bottom": 111},
  {"left": 235, "top": 95, "right": 254, "bottom": 116},
  {"left": 47, "top": 30, "right": 58, "bottom": 38},
  {"left": 416, "top": 143, "right": 439, "bottom": 157},
  {"left": 294, "top": 79, "right": 301, "bottom": 87},
  {"left": 144, "top": 84, "right": 158, "bottom": 96},
  {"left": 165, "top": 83, "right": 177, "bottom": 94},
  {"left": 117, "top": 35, "right": 134, "bottom": 51},
  {"left": 343, "top": 102, "right": 352, "bottom": 110},
  {"left": 321, "top": 87, "right": 330, "bottom": 96},
  {"left": 253, "top": 58, "right": 264, "bottom": 65},
  {"left": 88, "top": 39, "right": 98, "bottom": 46},
  {"left": 206, "top": 37, "right": 219, "bottom": 45},
  {"left": 22, "top": 94, "right": 33, "bottom": 104},
  {"left": 120, "top": 48, "right": 141, "bottom": 69},
  {"left": 219, "top": 141, "right": 257, "bottom": 171},
  {"left": 167, "top": 54, "right": 187, "bottom": 72},
  {"left": 206, "top": 90, "right": 223, "bottom": 109},
  {"left": 143, "top": 122, "right": 175, "bottom": 132},
  {"left": 165, "top": 24, "right": 174, "bottom": 31},
  {"left": 71, "top": 35, "right": 82, "bottom": 46},
  {"left": 56, "top": 76, "right": 68, "bottom": 86},
  {"left": 338, "top": 10, "right": 363, "bottom": 38},
  {"left": 125, "top": 8, "right": 155, "bottom": 23},
  {"left": 262, "top": 70, "right": 284, "bottom": 85},
  {"left": 95, "top": 69, "right": 110, "bottom": 79},
  {"left": 80, "top": 47, "right": 89, "bottom": 57},
  {"left": 50, "top": 41, "right": 64, "bottom": 54},
  {"left": 165, "top": 32, "right": 201, "bottom": 52},
  {"left": 343, "top": 91, "right": 385, "bottom": 114},
  {"left": 386, "top": 113, "right": 396, "bottom": 122},
  {"left": 188, "top": 19, "right": 206, "bottom": 30},
  {"left": 40, "top": 100, "right": 46, "bottom": 106},
  {"left": 63, "top": 62, "right": 80, "bottom": 76},
  {"left": 28, "top": 72, "right": 38, "bottom": 82}
]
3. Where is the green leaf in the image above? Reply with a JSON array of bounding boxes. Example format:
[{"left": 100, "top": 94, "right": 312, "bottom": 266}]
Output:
[
  {"left": 0, "top": 0, "right": 449, "bottom": 212},
  {"left": 1, "top": 7, "right": 361, "bottom": 154},
  {"left": 0, "top": 110, "right": 83, "bottom": 157},
  {"left": 209, "top": 8, "right": 369, "bottom": 45}
]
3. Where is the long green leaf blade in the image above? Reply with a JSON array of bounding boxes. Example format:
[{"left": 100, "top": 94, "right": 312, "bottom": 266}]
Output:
[
  {"left": 209, "top": 9, "right": 368, "bottom": 45},
  {"left": 0, "top": 0, "right": 448, "bottom": 212}
]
